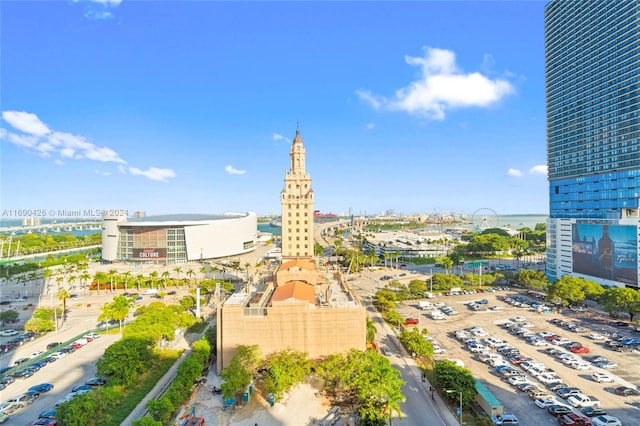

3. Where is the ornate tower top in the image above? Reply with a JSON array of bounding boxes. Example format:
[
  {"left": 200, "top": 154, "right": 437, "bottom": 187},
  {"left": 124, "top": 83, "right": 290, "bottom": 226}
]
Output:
[{"left": 290, "top": 123, "right": 306, "bottom": 175}]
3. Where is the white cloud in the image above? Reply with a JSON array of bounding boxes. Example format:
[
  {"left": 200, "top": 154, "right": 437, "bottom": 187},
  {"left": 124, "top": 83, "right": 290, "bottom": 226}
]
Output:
[
  {"left": 85, "top": 10, "right": 114, "bottom": 20},
  {"left": 225, "top": 165, "right": 247, "bottom": 175},
  {"left": 365, "top": 123, "right": 375, "bottom": 130},
  {"left": 507, "top": 168, "right": 523, "bottom": 177},
  {"left": 2, "top": 111, "right": 51, "bottom": 135},
  {"left": 272, "top": 133, "right": 290, "bottom": 144},
  {"left": 129, "top": 166, "right": 176, "bottom": 183},
  {"left": 1, "top": 110, "right": 175, "bottom": 183},
  {"left": 93, "top": 169, "right": 112, "bottom": 176},
  {"left": 529, "top": 165, "right": 548, "bottom": 175},
  {"left": 357, "top": 46, "right": 515, "bottom": 120},
  {"left": 73, "top": 0, "right": 122, "bottom": 20}
]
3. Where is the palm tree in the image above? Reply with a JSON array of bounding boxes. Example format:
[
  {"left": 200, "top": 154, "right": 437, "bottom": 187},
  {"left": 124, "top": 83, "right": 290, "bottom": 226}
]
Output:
[
  {"left": 94, "top": 271, "right": 108, "bottom": 294},
  {"left": 199, "top": 265, "right": 207, "bottom": 279},
  {"left": 99, "top": 295, "right": 134, "bottom": 332},
  {"left": 79, "top": 272, "right": 91, "bottom": 294},
  {"left": 173, "top": 266, "right": 182, "bottom": 283},
  {"left": 161, "top": 271, "right": 170, "bottom": 289},
  {"left": 149, "top": 271, "right": 159, "bottom": 290},
  {"left": 108, "top": 269, "right": 118, "bottom": 293},
  {"left": 43, "top": 269, "right": 53, "bottom": 292},
  {"left": 121, "top": 271, "right": 131, "bottom": 292},
  {"left": 58, "top": 288, "right": 70, "bottom": 322},
  {"left": 67, "top": 274, "right": 77, "bottom": 291},
  {"left": 55, "top": 275, "right": 64, "bottom": 290},
  {"left": 186, "top": 269, "right": 195, "bottom": 287},
  {"left": 136, "top": 274, "right": 144, "bottom": 293}
]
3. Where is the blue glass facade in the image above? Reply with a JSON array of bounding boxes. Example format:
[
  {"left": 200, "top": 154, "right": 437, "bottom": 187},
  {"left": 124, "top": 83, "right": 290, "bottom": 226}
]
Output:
[{"left": 546, "top": 0, "right": 640, "bottom": 220}]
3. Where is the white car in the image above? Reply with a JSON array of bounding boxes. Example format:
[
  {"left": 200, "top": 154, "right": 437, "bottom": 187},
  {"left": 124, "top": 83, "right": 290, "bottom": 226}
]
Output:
[
  {"left": 521, "top": 322, "right": 535, "bottom": 328},
  {"left": 490, "top": 306, "right": 503, "bottom": 311},
  {"left": 508, "top": 376, "right": 529, "bottom": 386},
  {"left": 588, "top": 333, "right": 606, "bottom": 340},
  {"left": 512, "top": 316, "right": 527, "bottom": 322},
  {"left": 30, "top": 350, "right": 45, "bottom": 358},
  {"left": 591, "top": 372, "right": 614, "bottom": 383},
  {"left": 535, "top": 397, "right": 556, "bottom": 408},
  {"left": 0, "top": 329, "right": 18, "bottom": 337},
  {"left": 591, "top": 415, "right": 622, "bottom": 426},
  {"left": 571, "top": 362, "right": 591, "bottom": 370}
]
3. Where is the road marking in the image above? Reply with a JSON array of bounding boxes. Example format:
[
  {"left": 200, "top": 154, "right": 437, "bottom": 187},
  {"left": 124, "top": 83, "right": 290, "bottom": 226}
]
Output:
[{"left": 408, "top": 386, "right": 419, "bottom": 392}]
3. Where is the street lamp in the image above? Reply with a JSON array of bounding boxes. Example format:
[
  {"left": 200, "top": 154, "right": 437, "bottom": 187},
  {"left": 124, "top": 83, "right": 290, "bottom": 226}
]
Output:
[
  {"left": 445, "top": 389, "right": 463, "bottom": 425},
  {"left": 429, "top": 267, "right": 433, "bottom": 295}
]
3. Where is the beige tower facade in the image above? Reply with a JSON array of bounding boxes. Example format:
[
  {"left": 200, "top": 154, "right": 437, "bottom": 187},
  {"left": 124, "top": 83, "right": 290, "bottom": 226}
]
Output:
[{"left": 281, "top": 127, "right": 315, "bottom": 259}]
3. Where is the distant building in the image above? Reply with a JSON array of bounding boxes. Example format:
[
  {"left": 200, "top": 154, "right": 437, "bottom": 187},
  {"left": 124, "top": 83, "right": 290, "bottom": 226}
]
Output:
[
  {"left": 217, "top": 127, "right": 366, "bottom": 373},
  {"left": 101, "top": 212, "right": 257, "bottom": 264},
  {"left": 545, "top": 0, "right": 640, "bottom": 289}
]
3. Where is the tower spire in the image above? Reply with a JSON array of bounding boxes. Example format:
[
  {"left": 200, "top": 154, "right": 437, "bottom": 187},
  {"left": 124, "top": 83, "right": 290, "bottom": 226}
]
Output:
[{"left": 296, "top": 121, "right": 300, "bottom": 135}]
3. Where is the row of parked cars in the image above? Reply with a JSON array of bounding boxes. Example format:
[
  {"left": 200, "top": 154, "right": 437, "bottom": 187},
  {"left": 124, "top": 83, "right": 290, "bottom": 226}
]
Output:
[
  {"left": 0, "top": 332, "right": 102, "bottom": 422},
  {"left": 454, "top": 321, "right": 627, "bottom": 426}
]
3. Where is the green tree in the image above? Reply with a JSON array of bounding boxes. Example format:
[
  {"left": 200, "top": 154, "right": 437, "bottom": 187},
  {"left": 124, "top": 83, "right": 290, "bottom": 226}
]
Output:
[
  {"left": 220, "top": 345, "right": 261, "bottom": 401},
  {"left": 397, "top": 328, "right": 433, "bottom": 358},
  {"left": 261, "top": 349, "right": 312, "bottom": 402},
  {"left": 431, "top": 273, "right": 463, "bottom": 291},
  {"left": 58, "top": 288, "right": 70, "bottom": 321},
  {"left": 366, "top": 317, "right": 377, "bottom": 343},
  {"left": 599, "top": 287, "right": 640, "bottom": 322},
  {"left": 146, "top": 396, "right": 174, "bottom": 424},
  {"left": 515, "top": 269, "right": 548, "bottom": 290},
  {"left": 96, "top": 337, "right": 153, "bottom": 386},
  {"left": 438, "top": 257, "right": 454, "bottom": 274},
  {"left": 161, "top": 271, "right": 170, "bottom": 289},
  {"left": 173, "top": 267, "right": 182, "bottom": 282},
  {"left": 314, "top": 243, "right": 324, "bottom": 256},
  {"left": 547, "top": 276, "right": 604, "bottom": 307},
  {"left": 0, "top": 309, "right": 19, "bottom": 323},
  {"left": 433, "top": 360, "right": 476, "bottom": 409},
  {"left": 316, "top": 350, "right": 405, "bottom": 425},
  {"left": 99, "top": 295, "right": 134, "bottom": 331}
]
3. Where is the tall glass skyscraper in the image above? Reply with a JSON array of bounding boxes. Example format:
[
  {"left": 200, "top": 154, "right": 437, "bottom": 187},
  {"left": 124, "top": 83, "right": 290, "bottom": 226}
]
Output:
[{"left": 545, "top": 0, "right": 640, "bottom": 288}]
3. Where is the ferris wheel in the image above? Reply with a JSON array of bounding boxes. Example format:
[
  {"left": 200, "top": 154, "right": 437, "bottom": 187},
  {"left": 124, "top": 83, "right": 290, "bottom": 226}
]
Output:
[{"left": 470, "top": 208, "right": 500, "bottom": 231}]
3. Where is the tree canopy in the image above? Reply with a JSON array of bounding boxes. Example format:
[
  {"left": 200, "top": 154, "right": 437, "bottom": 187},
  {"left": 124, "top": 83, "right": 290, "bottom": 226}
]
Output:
[
  {"left": 599, "top": 287, "right": 640, "bottom": 322},
  {"left": 547, "top": 276, "right": 604, "bottom": 307}
]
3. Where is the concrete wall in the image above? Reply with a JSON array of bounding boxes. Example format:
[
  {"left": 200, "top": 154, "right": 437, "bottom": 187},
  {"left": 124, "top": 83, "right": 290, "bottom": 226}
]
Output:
[{"left": 217, "top": 300, "right": 366, "bottom": 373}]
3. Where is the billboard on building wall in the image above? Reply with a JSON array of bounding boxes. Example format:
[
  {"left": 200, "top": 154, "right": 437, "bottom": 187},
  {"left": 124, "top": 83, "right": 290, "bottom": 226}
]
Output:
[
  {"left": 572, "top": 223, "right": 637, "bottom": 285},
  {"left": 133, "top": 248, "right": 167, "bottom": 260}
]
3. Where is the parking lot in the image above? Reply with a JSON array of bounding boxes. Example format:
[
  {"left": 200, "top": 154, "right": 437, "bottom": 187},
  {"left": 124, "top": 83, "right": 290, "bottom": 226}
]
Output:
[{"left": 395, "top": 288, "right": 640, "bottom": 426}]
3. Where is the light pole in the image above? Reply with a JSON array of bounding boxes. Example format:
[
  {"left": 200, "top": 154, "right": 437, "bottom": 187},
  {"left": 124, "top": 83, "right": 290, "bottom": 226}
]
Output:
[{"left": 445, "top": 389, "right": 463, "bottom": 425}]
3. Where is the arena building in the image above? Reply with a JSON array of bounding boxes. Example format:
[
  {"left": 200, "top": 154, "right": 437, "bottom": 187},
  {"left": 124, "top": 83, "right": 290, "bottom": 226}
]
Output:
[{"left": 101, "top": 212, "right": 257, "bottom": 264}]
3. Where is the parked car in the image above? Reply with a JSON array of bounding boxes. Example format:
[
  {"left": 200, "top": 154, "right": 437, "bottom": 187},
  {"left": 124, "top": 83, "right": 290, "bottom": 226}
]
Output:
[
  {"left": 29, "top": 383, "right": 54, "bottom": 393},
  {"left": 613, "top": 386, "right": 640, "bottom": 396},
  {"left": 0, "top": 329, "right": 18, "bottom": 337},
  {"left": 30, "top": 419, "right": 57, "bottom": 426},
  {"left": 558, "top": 413, "right": 591, "bottom": 425},
  {"left": 590, "top": 415, "right": 622, "bottom": 426},
  {"left": 581, "top": 408, "right": 607, "bottom": 418},
  {"left": 534, "top": 397, "right": 556, "bottom": 408},
  {"left": 547, "top": 404, "right": 573, "bottom": 416},
  {"left": 38, "top": 409, "right": 57, "bottom": 419},
  {"left": 404, "top": 318, "right": 419, "bottom": 325},
  {"left": 85, "top": 377, "right": 107, "bottom": 387},
  {"left": 591, "top": 373, "right": 613, "bottom": 383}
]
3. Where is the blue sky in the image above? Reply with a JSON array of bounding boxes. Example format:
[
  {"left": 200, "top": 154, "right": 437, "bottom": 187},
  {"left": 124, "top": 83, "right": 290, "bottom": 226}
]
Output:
[{"left": 1, "top": 0, "right": 549, "bottom": 218}]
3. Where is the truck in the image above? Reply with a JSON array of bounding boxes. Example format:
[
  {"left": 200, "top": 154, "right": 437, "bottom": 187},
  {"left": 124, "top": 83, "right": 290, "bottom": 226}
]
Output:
[
  {"left": 567, "top": 394, "right": 600, "bottom": 408},
  {"left": 419, "top": 301, "right": 433, "bottom": 309},
  {"left": 475, "top": 379, "right": 504, "bottom": 417}
]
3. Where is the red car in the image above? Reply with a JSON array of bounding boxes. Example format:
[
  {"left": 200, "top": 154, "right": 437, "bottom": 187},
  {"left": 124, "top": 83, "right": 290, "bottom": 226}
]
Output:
[
  {"left": 571, "top": 346, "right": 590, "bottom": 354},
  {"left": 30, "top": 418, "right": 57, "bottom": 426},
  {"left": 405, "top": 318, "right": 419, "bottom": 325},
  {"left": 558, "top": 413, "right": 590, "bottom": 425}
]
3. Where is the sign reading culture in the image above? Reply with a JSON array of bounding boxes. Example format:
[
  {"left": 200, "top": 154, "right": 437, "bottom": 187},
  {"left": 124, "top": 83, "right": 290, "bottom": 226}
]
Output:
[
  {"left": 133, "top": 248, "right": 167, "bottom": 260},
  {"left": 572, "top": 223, "right": 637, "bottom": 286}
]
